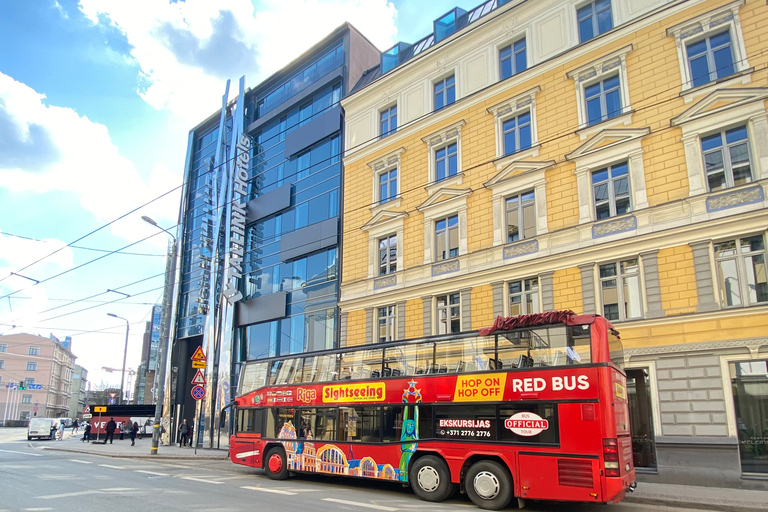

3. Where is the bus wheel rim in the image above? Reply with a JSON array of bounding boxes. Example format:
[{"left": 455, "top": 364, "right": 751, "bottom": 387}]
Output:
[
  {"left": 473, "top": 471, "right": 500, "bottom": 500},
  {"left": 268, "top": 453, "right": 283, "bottom": 473},
  {"left": 417, "top": 466, "right": 440, "bottom": 492}
]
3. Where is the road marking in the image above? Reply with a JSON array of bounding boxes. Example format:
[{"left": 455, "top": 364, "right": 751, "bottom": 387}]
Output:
[
  {"left": 99, "top": 464, "right": 125, "bottom": 469},
  {"left": 0, "top": 449, "right": 43, "bottom": 457},
  {"left": 37, "top": 491, "right": 99, "bottom": 500},
  {"left": 240, "top": 486, "right": 297, "bottom": 495},
  {"left": 68, "top": 459, "right": 93, "bottom": 464},
  {"left": 135, "top": 470, "right": 169, "bottom": 476},
  {"left": 322, "top": 499, "right": 399, "bottom": 511},
  {"left": 23, "top": 508, "right": 53, "bottom": 511},
  {"left": 181, "top": 476, "right": 224, "bottom": 484}
]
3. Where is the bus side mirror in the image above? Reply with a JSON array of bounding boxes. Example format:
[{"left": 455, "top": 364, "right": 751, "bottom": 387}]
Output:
[{"left": 220, "top": 410, "right": 227, "bottom": 428}]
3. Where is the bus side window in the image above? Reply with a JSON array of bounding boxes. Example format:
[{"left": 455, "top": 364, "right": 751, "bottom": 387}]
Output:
[{"left": 237, "top": 408, "right": 265, "bottom": 434}]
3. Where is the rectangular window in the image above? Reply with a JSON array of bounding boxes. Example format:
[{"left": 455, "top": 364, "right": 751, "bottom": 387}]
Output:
[
  {"left": 592, "top": 162, "right": 630, "bottom": 219},
  {"left": 0, "top": 360, "right": 4, "bottom": 369},
  {"left": 299, "top": 408, "right": 338, "bottom": 441},
  {"left": 500, "top": 38, "right": 527, "bottom": 80},
  {"left": 434, "top": 75, "right": 455, "bottom": 110},
  {"left": 382, "top": 405, "right": 432, "bottom": 442},
  {"left": 600, "top": 259, "right": 643, "bottom": 321},
  {"left": 379, "top": 235, "right": 397, "bottom": 275},
  {"left": 686, "top": 31, "right": 735, "bottom": 88},
  {"left": 701, "top": 126, "right": 753, "bottom": 191},
  {"left": 505, "top": 191, "right": 535, "bottom": 242},
  {"left": 380, "top": 105, "right": 397, "bottom": 138},
  {"left": 24, "top": 378, "right": 35, "bottom": 388},
  {"left": 577, "top": 0, "right": 613, "bottom": 43},
  {"left": 339, "top": 406, "right": 382, "bottom": 442},
  {"left": 715, "top": 235, "right": 768, "bottom": 308},
  {"left": 436, "top": 293, "right": 461, "bottom": 334},
  {"left": 266, "top": 408, "right": 295, "bottom": 438},
  {"left": 585, "top": 75, "right": 621, "bottom": 126},
  {"left": 378, "top": 306, "right": 396, "bottom": 343},
  {"left": 0, "top": 345, "right": 6, "bottom": 353},
  {"left": 435, "top": 143, "right": 458, "bottom": 182},
  {"left": 502, "top": 112, "right": 532, "bottom": 156},
  {"left": 378, "top": 168, "right": 397, "bottom": 204},
  {"left": 236, "top": 408, "right": 265, "bottom": 434},
  {"left": 435, "top": 215, "right": 459, "bottom": 261},
  {"left": 22, "top": 394, "right": 33, "bottom": 404},
  {"left": 29, "top": 346, "right": 40, "bottom": 356},
  {"left": 509, "top": 278, "right": 540, "bottom": 316},
  {"left": 27, "top": 362, "right": 37, "bottom": 371}
]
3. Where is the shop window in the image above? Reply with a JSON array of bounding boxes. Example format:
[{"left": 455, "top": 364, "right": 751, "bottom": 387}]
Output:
[{"left": 730, "top": 360, "right": 768, "bottom": 475}]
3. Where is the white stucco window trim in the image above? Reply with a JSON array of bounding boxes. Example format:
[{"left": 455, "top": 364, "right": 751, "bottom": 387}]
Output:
[
  {"left": 416, "top": 188, "right": 471, "bottom": 265},
  {"left": 566, "top": 44, "right": 633, "bottom": 131},
  {"left": 361, "top": 211, "right": 407, "bottom": 279},
  {"left": 566, "top": 127, "right": 651, "bottom": 224},
  {"left": 493, "top": 29, "right": 530, "bottom": 83},
  {"left": 666, "top": 0, "right": 749, "bottom": 96},
  {"left": 483, "top": 160, "right": 555, "bottom": 246},
  {"left": 368, "top": 147, "right": 406, "bottom": 216},
  {"left": 422, "top": 119, "right": 466, "bottom": 193},
  {"left": 671, "top": 88, "right": 768, "bottom": 197},
  {"left": 487, "top": 86, "right": 541, "bottom": 167}
]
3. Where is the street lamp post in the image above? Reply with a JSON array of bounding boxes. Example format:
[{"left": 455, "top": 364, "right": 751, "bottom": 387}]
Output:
[
  {"left": 107, "top": 313, "right": 130, "bottom": 405},
  {"left": 142, "top": 215, "right": 177, "bottom": 456}
]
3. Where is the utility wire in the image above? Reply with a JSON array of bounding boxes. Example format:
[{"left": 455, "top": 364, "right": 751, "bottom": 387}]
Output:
[{"left": 0, "top": 231, "right": 166, "bottom": 257}]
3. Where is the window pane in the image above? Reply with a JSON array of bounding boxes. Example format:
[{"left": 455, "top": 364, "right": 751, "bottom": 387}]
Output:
[
  {"left": 708, "top": 171, "right": 726, "bottom": 191},
  {"left": 701, "top": 133, "right": 722, "bottom": 151},
  {"left": 520, "top": 123, "right": 531, "bottom": 150},
  {"left": 605, "top": 89, "right": 621, "bottom": 119},
  {"left": 713, "top": 47, "right": 734, "bottom": 79},
  {"left": 704, "top": 150, "right": 724, "bottom": 173},
  {"left": 745, "top": 254, "right": 768, "bottom": 304},
  {"left": 718, "top": 258, "right": 742, "bottom": 306},
  {"left": 686, "top": 39, "right": 707, "bottom": 58},
  {"left": 715, "top": 240, "right": 737, "bottom": 258},
  {"left": 522, "top": 201, "right": 536, "bottom": 239},
  {"left": 579, "top": 17, "right": 594, "bottom": 43},
  {"left": 689, "top": 55, "right": 710, "bottom": 87},
  {"left": 597, "top": 7, "right": 612, "bottom": 34},
  {"left": 515, "top": 49, "right": 526, "bottom": 74},
  {"left": 600, "top": 263, "right": 617, "bottom": 278},
  {"left": 594, "top": 182, "right": 609, "bottom": 202},
  {"left": 623, "top": 274, "right": 642, "bottom": 319},
  {"left": 725, "top": 126, "right": 748, "bottom": 144},
  {"left": 587, "top": 97, "right": 602, "bottom": 125}
]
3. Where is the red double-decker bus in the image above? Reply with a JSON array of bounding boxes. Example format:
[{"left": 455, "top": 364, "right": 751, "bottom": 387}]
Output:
[{"left": 230, "top": 311, "right": 636, "bottom": 509}]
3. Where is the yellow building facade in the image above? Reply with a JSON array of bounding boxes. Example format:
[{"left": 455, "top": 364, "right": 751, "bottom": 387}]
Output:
[{"left": 340, "top": 0, "right": 768, "bottom": 487}]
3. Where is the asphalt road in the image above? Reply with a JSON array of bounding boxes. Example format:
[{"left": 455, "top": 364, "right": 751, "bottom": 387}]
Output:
[{"left": 0, "top": 432, "right": 709, "bottom": 512}]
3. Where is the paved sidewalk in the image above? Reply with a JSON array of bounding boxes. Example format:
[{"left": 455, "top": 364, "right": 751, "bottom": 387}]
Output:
[
  {"left": 625, "top": 481, "right": 768, "bottom": 512},
  {"left": 38, "top": 431, "right": 228, "bottom": 460}
]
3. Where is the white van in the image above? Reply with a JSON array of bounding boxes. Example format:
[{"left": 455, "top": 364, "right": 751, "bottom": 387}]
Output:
[{"left": 28, "top": 418, "right": 56, "bottom": 440}]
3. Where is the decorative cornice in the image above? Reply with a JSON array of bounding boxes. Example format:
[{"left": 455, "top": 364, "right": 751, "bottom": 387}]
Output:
[
  {"left": 503, "top": 239, "right": 538, "bottom": 259},
  {"left": 706, "top": 186, "right": 764, "bottom": 212},
  {"left": 484, "top": 160, "right": 555, "bottom": 189},
  {"left": 626, "top": 336, "right": 767, "bottom": 358},
  {"left": 432, "top": 259, "right": 460, "bottom": 276},
  {"left": 416, "top": 187, "right": 472, "bottom": 212},
  {"left": 361, "top": 209, "right": 409, "bottom": 231},
  {"left": 487, "top": 85, "right": 541, "bottom": 117},
  {"left": 367, "top": 147, "right": 406, "bottom": 172},
  {"left": 374, "top": 275, "right": 397, "bottom": 290},
  {"left": 566, "top": 44, "right": 633, "bottom": 81},
  {"left": 671, "top": 87, "right": 768, "bottom": 126},
  {"left": 592, "top": 216, "right": 637, "bottom": 238},
  {"left": 421, "top": 119, "right": 466, "bottom": 147},
  {"left": 566, "top": 127, "right": 649, "bottom": 161}
]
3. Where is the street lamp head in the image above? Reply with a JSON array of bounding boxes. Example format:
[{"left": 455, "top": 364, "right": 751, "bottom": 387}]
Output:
[
  {"left": 141, "top": 215, "right": 158, "bottom": 227},
  {"left": 107, "top": 313, "right": 118, "bottom": 318}
]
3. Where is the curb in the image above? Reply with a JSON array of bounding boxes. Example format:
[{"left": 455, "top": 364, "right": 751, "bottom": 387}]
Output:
[
  {"left": 40, "top": 446, "right": 229, "bottom": 461},
  {"left": 625, "top": 495, "right": 764, "bottom": 512}
]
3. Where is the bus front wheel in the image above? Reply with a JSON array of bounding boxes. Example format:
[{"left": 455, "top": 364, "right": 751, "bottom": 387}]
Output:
[
  {"left": 264, "top": 447, "right": 288, "bottom": 480},
  {"left": 409, "top": 455, "right": 454, "bottom": 502},
  {"left": 464, "top": 460, "right": 513, "bottom": 510}
]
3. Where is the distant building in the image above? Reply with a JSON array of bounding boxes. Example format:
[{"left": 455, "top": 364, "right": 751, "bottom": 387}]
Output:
[
  {"left": 67, "top": 364, "right": 88, "bottom": 419},
  {"left": 0, "top": 333, "right": 76, "bottom": 420},
  {"left": 134, "top": 305, "right": 162, "bottom": 404}
]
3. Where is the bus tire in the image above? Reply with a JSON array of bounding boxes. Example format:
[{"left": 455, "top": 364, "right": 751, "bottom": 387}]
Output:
[
  {"left": 264, "top": 447, "right": 288, "bottom": 480},
  {"left": 464, "top": 460, "right": 513, "bottom": 510},
  {"left": 409, "top": 455, "right": 454, "bottom": 503}
]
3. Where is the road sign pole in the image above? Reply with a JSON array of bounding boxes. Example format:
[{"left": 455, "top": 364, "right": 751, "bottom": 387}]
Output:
[
  {"left": 97, "top": 411, "right": 102, "bottom": 443},
  {"left": 2, "top": 386, "right": 10, "bottom": 425}
]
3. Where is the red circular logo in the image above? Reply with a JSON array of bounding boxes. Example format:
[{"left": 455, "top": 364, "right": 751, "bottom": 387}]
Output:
[{"left": 504, "top": 412, "right": 549, "bottom": 436}]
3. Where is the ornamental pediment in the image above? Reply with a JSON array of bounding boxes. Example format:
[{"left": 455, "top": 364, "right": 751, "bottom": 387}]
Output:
[
  {"left": 416, "top": 187, "right": 471, "bottom": 212},
  {"left": 484, "top": 160, "right": 555, "bottom": 189},
  {"left": 671, "top": 87, "right": 768, "bottom": 126},
  {"left": 361, "top": 209, "right": 408, "bottom": 231},
  {"left": 566, "top": 127, "right": 650, "bottom": 161}
]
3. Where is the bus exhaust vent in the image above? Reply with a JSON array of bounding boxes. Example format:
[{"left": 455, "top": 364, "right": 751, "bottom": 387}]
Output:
[{"left": 557, "top": 459, "right": 594, "bottom": 488}]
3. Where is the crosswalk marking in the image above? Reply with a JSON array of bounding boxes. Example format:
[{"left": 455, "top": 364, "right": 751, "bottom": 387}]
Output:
[
  {"left": 0, "top": 449, "right": 43, "bottom": 457},
  {"left": 322, "top": 499, "right": 399, "bottom": 511},
  {"left": 240, "top": 486, "right": 297, "bottom": 495},
  {"left": 181, "top": 476, "right": 224, "bottom": 485},
  {"left": 135, "top": 470, "right": 169, "bottom": 476},
  {"left": 99, "top": 464, "right": 125, "bottom": 469},
  {"left": 68, "top": 459, "right": 92, "bottom": 464}
]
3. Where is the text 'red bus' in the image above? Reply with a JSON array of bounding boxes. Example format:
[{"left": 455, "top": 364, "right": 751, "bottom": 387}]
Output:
[{"left": 230, "top": 311, "right": 636, "bottom": 510}]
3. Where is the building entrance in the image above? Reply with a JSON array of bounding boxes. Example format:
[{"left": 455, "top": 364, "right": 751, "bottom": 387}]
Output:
[
  {"left": 627, "top": 368, "right": 656, "bottom": 470},
  {"left": 730, "top": 360, "right": 768, "bottom": 475}
]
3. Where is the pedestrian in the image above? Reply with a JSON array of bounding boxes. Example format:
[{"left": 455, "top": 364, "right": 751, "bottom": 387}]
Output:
[
  {"left": 82, "top": 422, "right": 91, "bottom": 443},
  {"left": 105, "top": 417, "right": 117, "bottom": 444},
  {"left": 187, "top": 421, "right": 194, "bottom": 448},
  {"left": 59, "top": 420, "right": 66, "bottom": 440},
  {"left": 119, "top": 421, "right": 125, "bottom": 441},
  {"left": 178, "top": 418, "right": 189, "bottom": 447},
  {"left": 130, "top": 422, "right": 139, "bottom": 446},
  {"left": 50, "top": 421, "right": 57, "bottom": 441},
  {"left": 72, "top": 418, "right": 79, "bottom": 435}
]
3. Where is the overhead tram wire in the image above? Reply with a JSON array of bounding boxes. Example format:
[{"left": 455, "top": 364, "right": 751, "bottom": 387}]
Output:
[{"left": 0, "top": 232, "right": 166, "bottom": 257}]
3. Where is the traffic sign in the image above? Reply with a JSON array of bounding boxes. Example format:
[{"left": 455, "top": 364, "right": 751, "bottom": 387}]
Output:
[
  {"left": 191, "top": 369, "right": 206, "bottom": 385},
  {"left": 192, "top": 360, "right": 207, "bottom": 369},
  {"left": 82, "top": 414, "right": 92, "bottom": 419},
  {"left": 191, "top": 346, "right": 207, "bottom": 361},
  {"left": 191, "top": 385, "right": 206, "bottom": 400},
  {"left": 83, "top": 405, "right": 91, "bottom": 414},
  {"left": 108, "top": 398, "right": 116, "bottom": 405},
  {"left": 94, "top": 406, "right": 107, "bottom": 413},
  {"left": 109, "top": 393, "right": 116, "bottom": 399},
  {"left": 28, "top": 384, "right": 43, "bottom": 390}
]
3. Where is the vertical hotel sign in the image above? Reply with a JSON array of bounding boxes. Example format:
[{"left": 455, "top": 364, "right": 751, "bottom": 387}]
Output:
[{"left": 222, "top": 134, "right": 250, "bottom": 305}]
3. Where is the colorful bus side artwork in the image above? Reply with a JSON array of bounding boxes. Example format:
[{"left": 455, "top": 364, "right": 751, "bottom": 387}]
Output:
[{"left": 229, "top": 312, "right": 636, "bottom": 510}]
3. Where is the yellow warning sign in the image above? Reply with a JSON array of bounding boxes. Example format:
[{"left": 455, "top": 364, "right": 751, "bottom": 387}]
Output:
[
  {"left": 94, "top": 406, "right": 107, "bottom": 413},
  {"left": 192, "top": 360, "right": 207, "bottom": 369},
  {"left": 191, "top": 346, "right": 207, "bottom": 361}
]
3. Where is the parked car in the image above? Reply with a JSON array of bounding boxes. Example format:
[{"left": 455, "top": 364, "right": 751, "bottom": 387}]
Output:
[{"left": 27, "top": 418, "right": 57, "bottom": 440}]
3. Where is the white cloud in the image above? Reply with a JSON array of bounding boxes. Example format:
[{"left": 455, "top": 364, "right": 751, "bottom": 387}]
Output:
[
  {"left": 0, "top": 73, "right": 181, "bottom": 243},
  {"left": 77, "top": 0, "right": 398, "bottom": 123}
]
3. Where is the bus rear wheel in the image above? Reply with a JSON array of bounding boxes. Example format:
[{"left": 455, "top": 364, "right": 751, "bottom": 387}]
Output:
[
  {"left": 464, "top": 460, "right": 513, "bottom": 510},
  {"left": 409, "top": 455, "right": 454, "bottom": 503},
  {"left": 264, "top": 447, "right": 288, "bottom": 480}
]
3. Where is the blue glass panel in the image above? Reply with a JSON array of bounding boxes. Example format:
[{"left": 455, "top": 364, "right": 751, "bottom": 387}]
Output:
[
  {"left": 436, "top": 219, "right": 446, "bottom": 231},
  {"left": 520, "top": 124, "right": 531, "bottom": 150},
  {"left": 710, "top": 31, "right": 731, "bottom": 47},
  {"left": 596, "top": 0, "right": 611, "bottom": 8},
  {"left": 700, "top": 133, "right": 722, "bottom": 151},
  {"left": 585, "top": 82, "right": 601, "bottom": 99},
  {"left": 689, "top": 56, "right": 710, "bottom": 87},
  {"left": 504, "top": 130, "right": 516, "bottom": 155},
  {"left": 592, "top": 169, "right": 609, "bottom": 183},
  {"left": 611, "top": 162, "right": 629, "bottom": 177},
  {"left": 579, "top": 18, "right": 594, "bottom": 43},
  {"left": 686, "top": 40, "right": 707, "bottom": 58},
  {"left": 713, "top": 47, "right": 734, "bottom": 79},
  {"left": 605, "top": 89, "right": 621, "bottom": 119},
  {"left": 519, "top": 112, "right": 531, "bottom": 125},
  {"left": 577, "top": 4, "right": 593, "bottom": 20},
  {"left": 447, "top": 85, "right": 455, "bottom": 105},
  {"left": 515, "top": 49, "right": 527, "bottom": 73},
  {"left": 725, "top": 126, "right": 748, "bottom": 144},
  {"left": 448, "top": 153, "right": 457, "bottom": 176},
  {"left": 597, "top": 7, "right": 612, "bottom": 34},
  {"left": 604, "top": 75, "right": 620, "bottom": 90},
  {"left": 587, "top": 97, "right": 603, "bottom": 125},
  {"left": 448, "top": 215, "right": 458, "bottom": 227}
]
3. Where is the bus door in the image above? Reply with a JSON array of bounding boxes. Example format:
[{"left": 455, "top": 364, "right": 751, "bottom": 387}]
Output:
[{"left": 230, "top": 407, "right": 265, "bottom": 467}]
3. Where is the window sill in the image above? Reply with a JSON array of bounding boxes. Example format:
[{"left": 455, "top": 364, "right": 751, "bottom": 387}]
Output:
[
  {"left": 576, "top": 110, "right": 634, "bottom": 141},
  {"left": 493, "top": 145, "right": 541, "bottom": 171},
  {"left": 425, "top": 173, "right": 463, "bottom": 196},
  {"left": 680, "top": 69, "right": 753, "bottom": 104},
  {"left": 370, "top": 197, "right": 402, "bottom": 216}
]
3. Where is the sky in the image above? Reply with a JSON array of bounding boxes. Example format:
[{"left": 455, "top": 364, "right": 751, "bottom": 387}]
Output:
[{"left": 0, "top": 0, "right": 479, "bottom": 395}]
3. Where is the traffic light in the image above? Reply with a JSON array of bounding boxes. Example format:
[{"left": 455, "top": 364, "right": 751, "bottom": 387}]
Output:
[{"left": 19, "top": 381, "right": 25, "bottom": 390}]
